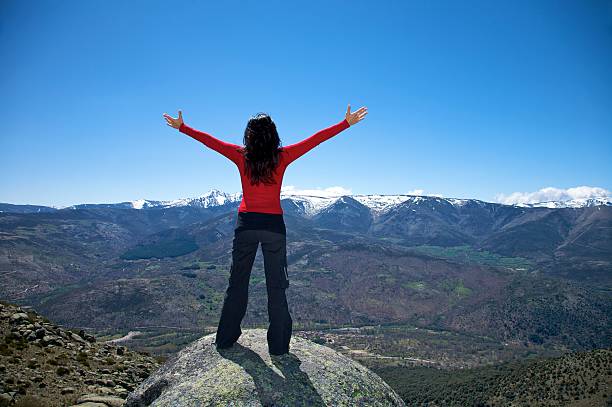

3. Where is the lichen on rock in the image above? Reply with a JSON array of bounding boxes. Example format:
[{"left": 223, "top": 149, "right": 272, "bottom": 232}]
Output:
[{"left": 125, "top": 328, "right": 405, "bottom": 406}]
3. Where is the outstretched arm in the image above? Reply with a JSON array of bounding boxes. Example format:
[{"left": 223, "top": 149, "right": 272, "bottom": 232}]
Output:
[
  {"left": 283, "top": 118, "right": 350, "bottom": 165},
  {"left": 283, "top": 104, "right": 368, "bottom": 165},
  {"left": 178, "top": 123, "right": 243, "bottom": 165},
  {"left": 163, "top": 110, "right": 242, "bottom": 165}
]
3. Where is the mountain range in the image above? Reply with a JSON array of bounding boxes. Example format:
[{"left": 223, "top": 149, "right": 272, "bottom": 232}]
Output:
[
  {"left": 0, "top": 189, "right": 610, "bottom": 356},
  {"left": 5, "top": 188, "right": 609, "bottom": 282},
  {"left": 2, "top": 188, "right": 610, "bottom": 213}
]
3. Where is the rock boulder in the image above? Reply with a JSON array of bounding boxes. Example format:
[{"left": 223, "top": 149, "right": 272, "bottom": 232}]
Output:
[{"left": 125, "top": 328, "right": 405, "bottom": 406}]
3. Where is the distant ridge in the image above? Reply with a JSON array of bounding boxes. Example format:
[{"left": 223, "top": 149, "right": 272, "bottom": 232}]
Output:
[{"left": 2, "top": 188, "right": 610, "bottom": 214}]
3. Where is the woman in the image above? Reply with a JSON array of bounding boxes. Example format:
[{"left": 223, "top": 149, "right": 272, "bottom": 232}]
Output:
[{"left": 162, "top": 104, "right": 368, "bottom": 355}]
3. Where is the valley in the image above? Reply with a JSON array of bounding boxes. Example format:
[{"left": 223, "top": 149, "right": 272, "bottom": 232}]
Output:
[{"left": 1, "top": 189, "right": 610, "bottom": 405}]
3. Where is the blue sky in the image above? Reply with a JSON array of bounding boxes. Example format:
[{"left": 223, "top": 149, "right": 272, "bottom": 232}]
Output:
[{"left": 1, "top": 0, "right": 611, "bottom": 207}]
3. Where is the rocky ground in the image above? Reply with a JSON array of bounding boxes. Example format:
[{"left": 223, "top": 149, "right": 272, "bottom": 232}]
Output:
[
  {"left": 0, "top": 300, "right": 162, "bottom": 406},
  {"left": 125, "top": 328, "right": 405, "bottom": 406}
]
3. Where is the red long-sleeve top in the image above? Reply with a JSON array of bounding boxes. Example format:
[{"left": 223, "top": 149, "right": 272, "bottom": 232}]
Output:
[{"left": 178, "top": 118, "right": 351, "bottom": 215}]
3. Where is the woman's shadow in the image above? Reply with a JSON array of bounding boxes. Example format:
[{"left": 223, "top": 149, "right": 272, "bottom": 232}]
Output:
[{"left": 218, "top": 343, "right": 326, "bottom": 406}]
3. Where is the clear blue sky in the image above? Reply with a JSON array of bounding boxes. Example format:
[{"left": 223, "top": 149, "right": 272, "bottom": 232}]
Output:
[{"left": 1, "top": 0, "right": 611, "bottom": 207}]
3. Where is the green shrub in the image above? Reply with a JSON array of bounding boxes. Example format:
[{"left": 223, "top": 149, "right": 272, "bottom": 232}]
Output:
[
  {"left": 0, "top": 343, "right": 11, "bottom": 356},
  {"left": 120, "top": 230, "right": 198, "bottom": 260},
  {"left": 56, "top": 366, "right": 70, "bottom": 375}
]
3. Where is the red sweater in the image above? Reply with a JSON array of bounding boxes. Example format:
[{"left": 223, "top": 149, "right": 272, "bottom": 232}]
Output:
[{"left": 179, "top": 118, "right": 351, "bottom": 214}]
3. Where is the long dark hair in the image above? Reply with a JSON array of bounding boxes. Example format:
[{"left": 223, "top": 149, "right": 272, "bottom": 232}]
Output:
[{"left": 242, "top": 112, "right": 282, "bottom": 186}]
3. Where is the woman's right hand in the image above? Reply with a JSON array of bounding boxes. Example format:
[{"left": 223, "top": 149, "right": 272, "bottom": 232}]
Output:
[
  {"left": 345, "top": 104, "right": 368, "bottom": 126},
  {"left": 163, "top": 110, "right": 184, "bottom": 129}
]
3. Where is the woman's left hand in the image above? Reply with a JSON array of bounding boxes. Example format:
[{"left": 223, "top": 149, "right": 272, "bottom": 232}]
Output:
[{"left": 345, "top": 104, "right": 368, "bottom": 126}]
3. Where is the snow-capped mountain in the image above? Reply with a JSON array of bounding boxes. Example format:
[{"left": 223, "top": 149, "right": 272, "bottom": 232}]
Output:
[
  {"left": 5, "top": 189, "right": 611, "bottom": 215},
  {"left": 2, "top": 187, "right": 610, "bottom": 292},
  {"left": 515, "top": 197, "right": 612, "bottom": 209},
  {"left": 138, "top": 189, "right": 243, "bottom": 210},
  {"left": 53, "top": 189, "right": 243, "bottom": 211},
  {"left": 280, "top": 193, "right": 611, "bottom": 213},
  {"left": 116, "top": 190, "right": 500, "bottom": 216}
]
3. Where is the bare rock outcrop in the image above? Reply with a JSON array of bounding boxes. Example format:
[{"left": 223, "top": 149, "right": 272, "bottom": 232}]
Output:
[{"left": 125, "top": 328, "right": 405, "bottom": 406}]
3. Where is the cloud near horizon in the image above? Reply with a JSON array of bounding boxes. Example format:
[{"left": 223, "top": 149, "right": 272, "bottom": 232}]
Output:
[
  {"left": 280, "top": 185, "right": 353, "bottom": 197},
  {"left": 495, "top": 186, "right": 611, "bottom": 205}
]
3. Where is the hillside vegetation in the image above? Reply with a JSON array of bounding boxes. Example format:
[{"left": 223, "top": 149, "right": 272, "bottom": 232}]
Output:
[{"left": 374, "top": 348, "right": 611, "bottom": 406}]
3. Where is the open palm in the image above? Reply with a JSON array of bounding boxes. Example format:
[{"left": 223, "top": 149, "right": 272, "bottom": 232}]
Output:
[
  {"left": 345, "top": 104, "right": 368, "bottom": 126},
  {"left": 163, "top": 110, "right": 184, "bottom": 129}
]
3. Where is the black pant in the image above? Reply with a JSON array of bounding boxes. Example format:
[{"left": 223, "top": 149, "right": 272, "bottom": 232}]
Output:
[{"left": 214, "top": 228, "right": 292, "bottom": 355}]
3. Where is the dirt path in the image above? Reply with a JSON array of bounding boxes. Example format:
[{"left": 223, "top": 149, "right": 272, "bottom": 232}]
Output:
[{"left": 106, "top": 330, "right": 143, "bottom": 343}]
